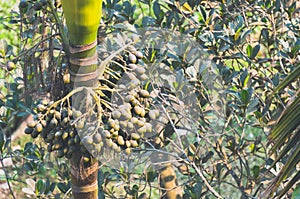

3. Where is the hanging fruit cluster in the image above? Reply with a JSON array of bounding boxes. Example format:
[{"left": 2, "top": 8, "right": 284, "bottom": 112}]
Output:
[
  {"left": 19, "top": 0, "right": 48, "bottom": 12},
  {"left": 99, "top": 45, "right": 161, "bottom": 155},
  {"left": 24, "top": 100, "right": 90, "bottom": 160},
  {"left": 24, "top": 46, "right": 164, "bottom": 159}
]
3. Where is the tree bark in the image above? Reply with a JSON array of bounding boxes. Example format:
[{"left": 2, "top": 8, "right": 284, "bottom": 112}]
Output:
[{"left": 61, "top": 1, "right": 102, "bottom": 199}]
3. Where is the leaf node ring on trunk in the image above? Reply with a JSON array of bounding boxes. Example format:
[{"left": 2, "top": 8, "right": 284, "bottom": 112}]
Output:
[
  {"left": 69, "top": 41, "right": 97, "bottom": 54},
  {"left": 72, "top": 180, "right": 98, "bottom": 193}
]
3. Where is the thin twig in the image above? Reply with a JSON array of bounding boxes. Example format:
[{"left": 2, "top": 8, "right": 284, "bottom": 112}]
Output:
[{"left": 0, "top": 156, "right": 16, "bottom": 199}]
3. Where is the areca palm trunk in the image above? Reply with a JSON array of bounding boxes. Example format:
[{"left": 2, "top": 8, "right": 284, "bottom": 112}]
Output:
[
  {"left": 61, "top": 0, "right": 102, "bottom": 199},
  {"left": 160, "top": 163, "right": 182, "bottom": 199}
]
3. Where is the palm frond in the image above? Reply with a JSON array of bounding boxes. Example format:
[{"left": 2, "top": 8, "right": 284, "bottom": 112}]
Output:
[{"left": 265, "top": 65, "right": 300, "bottom": 197}]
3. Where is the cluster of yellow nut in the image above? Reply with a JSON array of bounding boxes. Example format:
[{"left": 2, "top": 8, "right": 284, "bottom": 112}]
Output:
[
  {"left": 24, "top": 46, "right": 163, "bottom": 159},
  {"left": 24, "top": 100, "right": 88, "bottom": 159},
  {"left": 100, "top": 46, "right": 160, "bottom": 155}
]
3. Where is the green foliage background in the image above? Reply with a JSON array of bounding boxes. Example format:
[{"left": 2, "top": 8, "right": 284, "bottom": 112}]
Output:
[{"left": 0, "top": 0, "right": 299, "bottom": 198}]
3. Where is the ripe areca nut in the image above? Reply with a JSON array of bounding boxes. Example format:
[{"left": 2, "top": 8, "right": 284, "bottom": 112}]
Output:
[
  {"left": 131, "top": 133, "right": 140, "bottom": 140},
  {"left": 62, "top": 132, "right": 69, "bottom": 140},
  {"left": 55, "top": 131, "right": 62, "bottom": 139},
  {"left": 83, "top": 156, "right": 90, "bottom": 163},
  {"left": 119, "top": 121, "right": 128, "bottom": 128},
  {"left": 93, "top": 133, "right": 102, "bottom": 143},
  {"left": 104, "top": 130, "right": 111, "bottom": 138},
  {"left": 112, "top": 130, "right": 118, "bottom": 137},
  {"left": 125, "top": 148, "right": 131, "bottom": 155},
  {"left": 40, "top": 120, "right": 47, "bottom": 127},
  {"left": 137, "top": 126, "right": 146, "bottom": 134},
  {"left": 69, "top": 130, "right": 75, "bottom": 137},
  {"left": 125, "top": 94, "right": 135, "bottom": 103},
  {"left": 63, "top": 73, "right": 70, "bottom": 84},
  {"left": 140, "top": 117, "right": 146, "bottom": 123},
  {"left": 49, "top": 118, "right": 58, "bottom": 128},
  {"left": 87, "top": 126, "right": 95, "bottom": 133},
  {"left": 117, "top": 136, "right": 125, "bottom": 145},
  {"left": 128, "top": 45, "right": 136, "bottom": 52},
  {"left": 135, "top": 67, "right": 146, "bottom": 75},
  {"left": 139, "top": 90, "right": 150, "bottom": 98},
  {"left": 127, "top": 121, "right": 134, "bottom": 130},
  {"left": 145, "top": 123, "right": 153, "bottom": 133},
  {"left": 82, "top": 136, "right": 93, "bottom": 145},
  {"left": 154, "top": 109, "right": 160, "bottom": 117},
  {"left": 133, "top": 51, "right": 143, "bottom": 59},
  {"left": 27, "top": 121, "right": 36, "bottom": 128},
  {"left": 129, "top": 79, "right": 140, "bottom": 90},
  {"left": 36, "top": 104, "right": 46, "bottom": 112},
  {"left": 120, "top": 103, "right": 132, "bottom": 111},
  {"left": 67, "top": 109, "right": 73, "bottom": 117},
  {"left": 140, "top": 108, "right": 146, "bottom": 117},
  {"left": 53, "top": 143, "right": 62, "bottom": 150},
  {"left": 49, "top": 109, "right": 55, "bottom": 117},
  {"left": 106, "top": 138, "right": 113, "bottom": 147},
  {"left": 35, "top": 123, "right": 43, "bottom": 133},
  {"left": 75, "top": 120, "right": 85, "bottom": 129},
  {"left": 137, "top": 119, "right": 145, "bottom": 127},
  {"left": 126, "top": 73, "right": 137, "bottom": 82},
  {"left": 112, "top": 142, "right": 119, "bottom": 151},
  {"left": 129, "top": 90, "right": 138, "bottom": 98},
  {"left": 61, "top": 117, "right": 69, "bottom": 126},
  {"left": 134, "top": 106, "right": 142, "bottom": 115},
  {"left": 108, "top": 119, "right": 116, "bottom": 128},
  {"left": 73, "top": 110, "right": 82, "bottom": 118},
  {"left": 130, "top": 117, "right": 138, "bottom": 124},
  {"left": 148, "top": 110, "right": 157, "bottom": 120},
  {"left": 128, "top": 64, "right": 138, "bottom": 70},
  {"left": 131, "top": 98, "right": 139, "bottom": 106},
  {"left": 114, "top": 124, "right": 120, "bottom": 131},
  {"left": 112, "top": 110, "right": 121, "bottom": 119},
  {"left": 128, "top": 53, "right": 137, "bottom": 64},
  {"left": 120, "top": 109, "right": 132, "bottom": 120},
  {"left": 130, "top": 140, "right": 139, "bottom": 147},
  {"left": 6, "top": 61, "right": 15, "bottom": 71},
  {"left": 125, "top": 140, "right": 131, "bottom": 148},
  {"left": 74, "top": 135, "right": 80, "bottom": 144},
  {"left": 138, "top": 74, "right": 148, "bottom": 81},
  {"left": 54, "top": 111, "right": 61, "bottom": 120}
]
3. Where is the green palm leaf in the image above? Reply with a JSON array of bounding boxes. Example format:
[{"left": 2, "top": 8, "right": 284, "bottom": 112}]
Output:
[{"left": 265, "top": 65, "right": 300, "bottom": 197}]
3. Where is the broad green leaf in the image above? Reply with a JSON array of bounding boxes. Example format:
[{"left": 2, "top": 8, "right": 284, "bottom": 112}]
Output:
[
  {"left": 246, "top": 45, "right": 252, "bottom": 57},
  {"left": 252, "top": 165, "right": 260, "bottom": 179},
  {"left": 153, "top": 1, "right": 162, "bottom": 19},
  {"left": 251, "top": 44, "right": 260, "bottom": 58},
  {"left": 240, "top": 89, "right": 249, "bottom": 105},
  {"left": 36, "top": 179, "right": 45, "bottom": 195},
  {"left": 193, "top": 182, "right": 202, "bottom": 198}
]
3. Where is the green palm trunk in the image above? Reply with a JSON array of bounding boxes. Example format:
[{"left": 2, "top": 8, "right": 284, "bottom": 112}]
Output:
[
  {"left": 62, "top": 0, "right": 102, "bottom": 86},
  {"left": 61, "top": 0, "right": 102, "bottom": 198}
]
